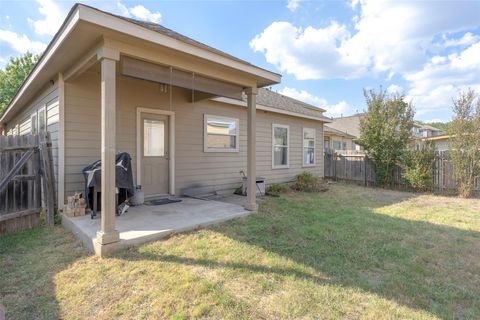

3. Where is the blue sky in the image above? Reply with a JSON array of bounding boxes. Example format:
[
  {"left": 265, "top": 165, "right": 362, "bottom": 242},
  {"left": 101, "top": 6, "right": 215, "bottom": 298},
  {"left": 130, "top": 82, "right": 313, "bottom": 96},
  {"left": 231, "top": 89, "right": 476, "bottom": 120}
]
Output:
[{"left": 1, "top": 0, "right": 480, "bottom": 121}]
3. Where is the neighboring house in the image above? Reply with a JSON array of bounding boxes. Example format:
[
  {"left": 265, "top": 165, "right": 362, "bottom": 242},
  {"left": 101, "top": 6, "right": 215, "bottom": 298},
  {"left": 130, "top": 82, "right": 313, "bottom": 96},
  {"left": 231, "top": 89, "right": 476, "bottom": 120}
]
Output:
[
  {"left": 0, "top": 3, "right": 330, "bottom": 253},
  {"left": 328, "top": 114, "right": 448, "bottom": 152},
  {"left": 326, "top": 113, "right": 365, "bottom": 151},
  {"left": 412, "top": 122, "right": 444, "bottom": 138},
  {"left": 323, "top": 125, "right": 357, "bottom": 151},
  {"left": 415, "top": 134, "right": 450, "bottom": 151},
  {"left": 327, "top": 113, "right": 365, "bottom": 140},
  {"left": 411, "top": 122, "right": 446, "bottom": 150}
]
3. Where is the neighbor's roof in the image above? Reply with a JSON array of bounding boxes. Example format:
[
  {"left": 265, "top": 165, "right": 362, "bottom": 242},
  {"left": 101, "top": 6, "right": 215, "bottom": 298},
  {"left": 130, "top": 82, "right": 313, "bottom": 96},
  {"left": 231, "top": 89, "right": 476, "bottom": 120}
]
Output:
[
  {"left": 413, "top": 122, "right": 443, "bottom": 132},
  {"left": 324, "top": 125, "right": 356, "bottom": 139},
  {"left": 327, "top": 113, "right": 365, "bottom": 138}
]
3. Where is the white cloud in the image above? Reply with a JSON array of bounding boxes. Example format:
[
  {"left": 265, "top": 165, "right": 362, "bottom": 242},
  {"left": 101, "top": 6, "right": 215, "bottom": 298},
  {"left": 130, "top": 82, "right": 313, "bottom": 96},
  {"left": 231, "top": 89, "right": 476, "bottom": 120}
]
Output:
[
  {"left": 28, "top": 0, "right": 66, "bottom": 36},
  {"left": 279, "top": 87, "right": 327, "bottom": 108},
  {"left": 116, "top": 2, "right": 162, "bottom": 23},
  {"left": 251, "top": 0, "right": 480, "bottom": 80},
  {"left": 0, "top": 29, "right": 46, "bottom": 54},
  {"left": 287, "top": 0, "right": 302, "bottom": 11},
  {"left": 327, "top": 101, "right": 350, "bottom": 118},
  {"left": 251, "top": 21, "right": 360, "bottom": 80},
  {"left": 278, "top": 87, "right": 351, "bottom": 117},
  {"left": 442, "top": 32, "right": 479, "bottom": 48},
  {"left": 387, "top": 84, "right": 403, "bottom": 94},
  {"left": 424, "top": 119, "right": 447, "bottom": 123},
  {"left": 405, "top": 41, "right": 480, "bottom": 115}
]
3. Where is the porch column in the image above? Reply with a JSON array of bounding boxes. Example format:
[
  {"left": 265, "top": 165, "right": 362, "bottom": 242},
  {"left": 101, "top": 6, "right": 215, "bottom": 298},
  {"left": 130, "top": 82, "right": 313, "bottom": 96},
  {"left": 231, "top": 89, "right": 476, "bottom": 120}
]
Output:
[
  {"left": 245, "top": 86, "right": 258, "bottom": 211},
  {"left": 95, "top": 56, "right": 119, "bottom": 255}
]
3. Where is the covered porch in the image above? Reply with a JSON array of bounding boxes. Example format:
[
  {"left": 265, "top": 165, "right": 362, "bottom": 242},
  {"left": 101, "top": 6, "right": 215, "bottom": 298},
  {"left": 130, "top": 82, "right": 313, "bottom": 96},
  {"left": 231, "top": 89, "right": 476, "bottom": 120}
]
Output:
[
  {"left": 62, "top": 196, "right": 249, "bottom": 254},
  {"left": 59, "top": 7, "right": 280, "bottom": 256}
]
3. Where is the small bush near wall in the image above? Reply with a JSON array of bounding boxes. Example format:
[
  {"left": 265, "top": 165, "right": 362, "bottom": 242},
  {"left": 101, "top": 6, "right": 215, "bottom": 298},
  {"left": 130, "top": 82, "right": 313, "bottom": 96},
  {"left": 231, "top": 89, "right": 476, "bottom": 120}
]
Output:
[
  {"left": 292, "top": 172, "right": 327, "bottom": 192},
  {"left": 266, "top": 183, "right": 289, "bottom": 197},
  {"left": 402, "top": 143, "right": 435, "bottom": 192}
]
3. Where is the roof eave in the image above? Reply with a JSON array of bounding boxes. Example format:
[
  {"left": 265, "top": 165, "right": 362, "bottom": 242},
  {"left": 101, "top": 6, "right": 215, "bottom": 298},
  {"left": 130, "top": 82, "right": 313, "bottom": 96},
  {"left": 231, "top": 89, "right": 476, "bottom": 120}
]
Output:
[
  {"left": 0, "top": 4, "right": 81, "bottom": 124},
  {"left": 1, "top": 3, "right": 282, "bottom": 124}
]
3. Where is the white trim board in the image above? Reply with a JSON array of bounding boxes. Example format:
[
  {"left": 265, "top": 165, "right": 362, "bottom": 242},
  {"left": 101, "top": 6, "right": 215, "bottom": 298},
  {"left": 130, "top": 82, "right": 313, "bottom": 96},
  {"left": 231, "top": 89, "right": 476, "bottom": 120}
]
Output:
[
  {"left": 136, "top": 107, "right": 176, "bottom": 195},
  {"left": 58, "top": 73, "right": 66, "bottom": 208}
]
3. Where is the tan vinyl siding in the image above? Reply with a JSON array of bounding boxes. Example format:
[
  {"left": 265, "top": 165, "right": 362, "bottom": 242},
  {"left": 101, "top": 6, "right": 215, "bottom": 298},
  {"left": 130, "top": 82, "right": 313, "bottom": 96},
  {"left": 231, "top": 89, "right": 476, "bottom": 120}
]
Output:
[
  {"left": 64, "top": 72, "right": 101, "bottom": 197},
  {"left": 64, "top": 72, "right": 324, "bottom": 198}
]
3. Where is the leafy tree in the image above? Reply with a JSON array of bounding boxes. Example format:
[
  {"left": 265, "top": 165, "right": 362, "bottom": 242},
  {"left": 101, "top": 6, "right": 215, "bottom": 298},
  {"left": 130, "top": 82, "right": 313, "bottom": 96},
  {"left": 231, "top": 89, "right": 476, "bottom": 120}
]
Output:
[
  {"left": 359, "top": 88, "right": 414, "bottom": 186},
  {"left": 448, "top": 89, "right": 480, "bottom": 198},
  {"left": 402, "top": 142, "right": 435, "bottom": 192},
  {"left": 0, "top": 52, "right": 40, "bottom": 115}
]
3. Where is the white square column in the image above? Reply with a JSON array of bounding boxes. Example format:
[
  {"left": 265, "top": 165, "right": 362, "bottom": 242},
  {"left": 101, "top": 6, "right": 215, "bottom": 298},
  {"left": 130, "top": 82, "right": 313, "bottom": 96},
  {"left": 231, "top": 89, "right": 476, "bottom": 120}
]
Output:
[{"left": 95, "top": 56, "right": 120, "bottom": 256}]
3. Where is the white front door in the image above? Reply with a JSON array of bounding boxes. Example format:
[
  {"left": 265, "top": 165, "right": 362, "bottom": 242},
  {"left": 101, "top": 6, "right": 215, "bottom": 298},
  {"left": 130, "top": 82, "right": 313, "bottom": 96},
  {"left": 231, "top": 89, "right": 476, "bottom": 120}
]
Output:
[{"left": 141, "top": 113, "right": 169, "bottom": 196}]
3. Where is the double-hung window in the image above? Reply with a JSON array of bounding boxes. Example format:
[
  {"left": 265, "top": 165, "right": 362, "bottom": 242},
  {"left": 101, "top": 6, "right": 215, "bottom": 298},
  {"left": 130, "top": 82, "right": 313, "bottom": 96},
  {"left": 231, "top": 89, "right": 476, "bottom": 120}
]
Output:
[
  {"left": 31, "top": 106, "right": 47, "bottom": 135},
  {"left": 31, "top": 113, "right": 38, "bottom": 134},
  {"left": 272, "top": 124, "right": 289, "bottom": 168},
  {"left": 38, "top": 107, "right": 46, "bottom": 132},
  {"left": 333, "top": 140, "right": 342, "bottom": 150},
  {"left": 204, "top": 114, "right": 239, "bottom": 152},
  {"left": 303, "top": 128, "right": 315, "bottom": 166}
]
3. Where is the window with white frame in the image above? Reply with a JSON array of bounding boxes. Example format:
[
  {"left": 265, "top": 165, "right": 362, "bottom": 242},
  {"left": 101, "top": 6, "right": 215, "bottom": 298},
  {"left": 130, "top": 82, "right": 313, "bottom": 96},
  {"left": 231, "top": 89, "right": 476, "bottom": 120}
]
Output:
[
  {"left": 31, "top": 113, "right": 38, "bottom": 134},
  {"left": 333, "top": 140, "right": 342, "bottom": 150},
  {"left": 303, "top": 128, "right": 315, "bottom": 166},
  {"left": 272, "top": 124, "right": 289, "bottom": 168},
  {"left": 204, "top": 114, "right": 239, "bottom": 152},
  {"left": 38, "top": 107, "right": 46, "bottom": 132}
]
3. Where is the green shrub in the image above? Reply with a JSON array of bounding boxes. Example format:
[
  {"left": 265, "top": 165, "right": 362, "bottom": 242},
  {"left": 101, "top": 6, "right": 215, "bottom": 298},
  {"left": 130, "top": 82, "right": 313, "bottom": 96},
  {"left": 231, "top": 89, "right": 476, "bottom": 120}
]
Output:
[
  {"left": 402, "top": 143, "right": 435, "bottom": 192},
  {"left": 233, "top": 185, "right": 244, "bottom": 195},
  {"left": 292, "top": 172, "right": 325, "bottom": 192},
  {"left": 266, "top": 183, "right": 289, "bottom": 197}
]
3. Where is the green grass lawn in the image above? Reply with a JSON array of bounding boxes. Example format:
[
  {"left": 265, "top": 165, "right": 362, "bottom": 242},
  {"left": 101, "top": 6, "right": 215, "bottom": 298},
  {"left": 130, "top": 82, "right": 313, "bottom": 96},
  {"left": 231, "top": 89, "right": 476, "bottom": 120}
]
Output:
[{"left": 1, "top": 183, "right": 479, "bottom": 319}]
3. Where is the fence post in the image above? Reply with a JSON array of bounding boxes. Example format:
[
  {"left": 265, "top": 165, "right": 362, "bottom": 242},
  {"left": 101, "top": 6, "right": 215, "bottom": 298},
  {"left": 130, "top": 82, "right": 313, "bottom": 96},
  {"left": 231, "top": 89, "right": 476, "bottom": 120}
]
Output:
[
  {"left": 364, "top": 156, "right": 367, "bottom": 186},
  {"left": 39, "top": 133, "right": 56, "bottom": 226}
]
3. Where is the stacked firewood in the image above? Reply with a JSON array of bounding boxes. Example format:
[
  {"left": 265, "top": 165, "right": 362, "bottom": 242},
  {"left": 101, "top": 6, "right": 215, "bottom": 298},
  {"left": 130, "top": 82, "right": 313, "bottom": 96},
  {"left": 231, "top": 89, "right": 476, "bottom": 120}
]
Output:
[{"left": 64, "top": 192, "right": 87, "bottom": 217}]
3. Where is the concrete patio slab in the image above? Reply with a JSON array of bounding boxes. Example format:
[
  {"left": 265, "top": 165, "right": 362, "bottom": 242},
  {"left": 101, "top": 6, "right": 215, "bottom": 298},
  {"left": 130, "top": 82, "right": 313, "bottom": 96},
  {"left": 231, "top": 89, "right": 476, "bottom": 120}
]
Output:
[{"left": 62, "top": 197, "right": 250, "bottom": 253}]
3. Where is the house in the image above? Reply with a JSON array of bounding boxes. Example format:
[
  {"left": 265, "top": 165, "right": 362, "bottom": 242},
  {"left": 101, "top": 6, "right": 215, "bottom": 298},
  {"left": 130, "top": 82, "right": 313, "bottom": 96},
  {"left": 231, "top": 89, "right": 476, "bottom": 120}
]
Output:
[
  {"left": 325, "top": 113, "right": 365, "bottom": 151},
  {"left": 411, "top": 122, "right": 446, "bottom": 150},
  {"left": 412, "top": 122, "right": 444, "bottom": 138},
  {"left": 0, "top": 4, "right": 330, "bottom": 255},
  {"left": 415, "top": 134, "right": 450, "bottom": 151},
  {"left": 323, "top": 125, "right": 357, "bottom": 151},
  {"left": 327, "top": 114, "right": 448, "bottom": 152}
]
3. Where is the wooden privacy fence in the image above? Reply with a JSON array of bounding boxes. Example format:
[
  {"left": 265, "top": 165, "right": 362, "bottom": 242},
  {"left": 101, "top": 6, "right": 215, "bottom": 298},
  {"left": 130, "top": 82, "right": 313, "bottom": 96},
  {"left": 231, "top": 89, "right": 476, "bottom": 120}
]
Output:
[
  {"left": 324, "top": 150, "right": 480, "bottom": 195},
  {"left": 0, "top": 133, "right": 56, "bottom": 234}
]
